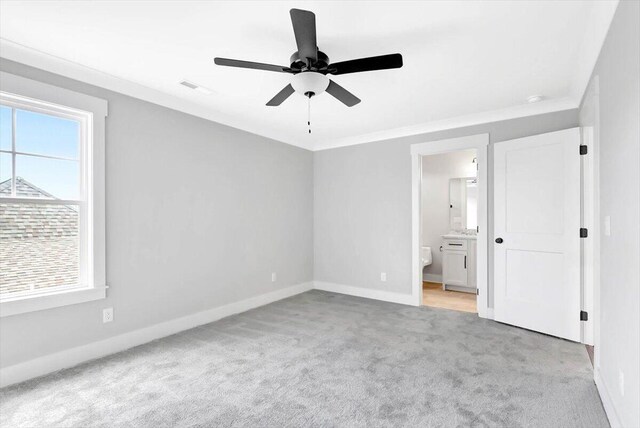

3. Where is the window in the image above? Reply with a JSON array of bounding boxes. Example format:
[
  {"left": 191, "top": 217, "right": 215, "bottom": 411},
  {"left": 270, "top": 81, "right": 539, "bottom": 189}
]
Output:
[{"left": 0, "top": 72, "right": 106, "bottom": 316}]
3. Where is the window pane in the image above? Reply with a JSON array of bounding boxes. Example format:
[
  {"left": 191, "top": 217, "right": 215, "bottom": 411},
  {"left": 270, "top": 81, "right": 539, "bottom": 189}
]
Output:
[
  {"left": 0, "top": 152, "right": 10, "bottom": 189},
  {"left": 0, "top": 106, "right": 11, "bottom": 151},
  {"left": 16, "top": 109, "right": 79, "bottom": 159},
  {"left": 15, "top": 154, "right": 79, "bottom": 200},
  {"left": 0, "top": 202, "right": 80, "bottom": 295}
]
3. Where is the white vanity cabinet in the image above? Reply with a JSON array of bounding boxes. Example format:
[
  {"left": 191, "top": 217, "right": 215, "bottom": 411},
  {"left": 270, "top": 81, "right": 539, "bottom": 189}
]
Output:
[
  {"left": 442, "top": 249, "right": 467, "bottom": 287},
  {"left": 441, "top": 236, "right": 476, "bottom": 293}
]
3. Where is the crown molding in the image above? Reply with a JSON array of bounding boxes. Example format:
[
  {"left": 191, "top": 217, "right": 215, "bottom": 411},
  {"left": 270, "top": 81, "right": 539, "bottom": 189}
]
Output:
[
  {"left": 0, "top": 38, "right": 306, "bottom": 150},
  {"left": 315, "top": 97, "right": 579, "bottom": 151},
  {"left": 1, "top": 38, "right": 594, "bottom": 153},
  {"left": 317, "top": 0, "right": 619, "bottom": 152},
  {"left": 571, "top": 0, "right": 619, "bottom": 104}
]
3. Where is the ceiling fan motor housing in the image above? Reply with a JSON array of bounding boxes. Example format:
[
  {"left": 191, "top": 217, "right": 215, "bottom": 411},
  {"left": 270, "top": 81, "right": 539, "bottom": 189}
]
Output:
[
  {"left": 291, "top": 71, "right": 330, "bottom": 97},
  {"left": 290, "top": 50, "right": 329, "bottom": 72}
]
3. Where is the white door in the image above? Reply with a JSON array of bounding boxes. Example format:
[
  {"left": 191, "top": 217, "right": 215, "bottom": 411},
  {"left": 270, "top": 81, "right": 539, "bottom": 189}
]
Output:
[{"left": 494, "top": 128, "right": 581, "bottom": 341}]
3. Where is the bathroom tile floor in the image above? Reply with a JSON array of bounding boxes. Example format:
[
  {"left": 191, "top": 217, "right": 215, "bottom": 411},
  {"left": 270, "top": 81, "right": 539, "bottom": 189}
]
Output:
[{"left": 422, "top": 281, "right": 477, "bottom": 313}]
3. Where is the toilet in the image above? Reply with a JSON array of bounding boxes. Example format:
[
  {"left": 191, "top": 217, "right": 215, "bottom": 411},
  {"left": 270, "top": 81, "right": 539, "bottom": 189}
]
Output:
[{"left": 421, "top": 246, "right": 433, "bottom": 269}]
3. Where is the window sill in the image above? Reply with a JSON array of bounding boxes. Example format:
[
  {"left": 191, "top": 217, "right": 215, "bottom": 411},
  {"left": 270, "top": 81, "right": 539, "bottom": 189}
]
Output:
[{"left": 0, "top": 286, "right": 107, "bottom": 317}]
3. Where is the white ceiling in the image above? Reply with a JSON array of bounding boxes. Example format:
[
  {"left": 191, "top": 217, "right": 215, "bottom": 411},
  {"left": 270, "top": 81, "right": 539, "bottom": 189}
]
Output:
[{"left": 0, "top": 1, "right": 617, "bottom": 150}]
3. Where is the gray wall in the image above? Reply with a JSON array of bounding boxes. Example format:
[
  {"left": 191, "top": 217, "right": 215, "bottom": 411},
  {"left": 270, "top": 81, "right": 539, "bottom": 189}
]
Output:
[
  {"left": 0, "top": 59, "right": 314, "bottom": 368},
  {"left": 314, "top": 109, "right": 579, "bottom": 307},
  {"left": 579, "top": 1, "right": 640, "bottom": 426}
]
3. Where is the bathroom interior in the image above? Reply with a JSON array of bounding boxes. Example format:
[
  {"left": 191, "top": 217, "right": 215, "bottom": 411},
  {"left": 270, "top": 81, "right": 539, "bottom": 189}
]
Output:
[{"left": 421, "top": 148, "right": 478, "bottom": 313}]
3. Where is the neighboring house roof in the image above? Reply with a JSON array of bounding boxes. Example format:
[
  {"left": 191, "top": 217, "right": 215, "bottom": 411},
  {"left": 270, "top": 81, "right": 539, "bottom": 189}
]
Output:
[
  {"left": 0, "top": 176, "right": 58, "bottom": 199},
  {"left": 0, "top": 178, "right": 79, "bottom": 295},
  {"left": 0, "top": 178, "right": 78, "bottom": 239}
]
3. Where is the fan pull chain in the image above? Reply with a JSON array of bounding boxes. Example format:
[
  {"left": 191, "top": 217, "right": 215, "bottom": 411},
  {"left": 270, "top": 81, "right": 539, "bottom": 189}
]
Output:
[{"left": 307, "top": 94, "right": 312, "bottom": 134}]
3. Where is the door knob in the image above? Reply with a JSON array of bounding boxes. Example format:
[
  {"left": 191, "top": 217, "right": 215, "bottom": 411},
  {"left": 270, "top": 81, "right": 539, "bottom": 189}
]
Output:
[{"left": 495, "top": 237, "right": 504, "bottom": 244}]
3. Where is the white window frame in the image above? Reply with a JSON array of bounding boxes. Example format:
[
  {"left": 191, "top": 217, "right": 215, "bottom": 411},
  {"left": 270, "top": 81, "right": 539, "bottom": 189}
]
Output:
[{"left": 0, "top": 72, "right": 107, "bottom": 317}]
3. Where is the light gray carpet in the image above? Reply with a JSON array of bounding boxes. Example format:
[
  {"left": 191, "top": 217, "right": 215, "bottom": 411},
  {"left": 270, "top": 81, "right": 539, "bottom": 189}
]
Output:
[{"left": 0, "top": 291, "right": 608, "bottom": 427}]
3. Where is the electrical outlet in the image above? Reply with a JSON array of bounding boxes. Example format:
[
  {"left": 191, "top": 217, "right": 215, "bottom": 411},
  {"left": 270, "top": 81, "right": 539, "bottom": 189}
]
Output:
[
  {"left": 604, "top": 215, "right": 611, "bottom": 236},
  {"left": 271, "top": 272, "right": 277, "bottom": 282},
  {"left": 380, "top": 272, "right": 387, "bottom": 282},
  {"left": 619, "top": 370, "right": 624, "bottom": 396},
  {"left": 103, "top": 307, "right": 113, "bottom": 323}
]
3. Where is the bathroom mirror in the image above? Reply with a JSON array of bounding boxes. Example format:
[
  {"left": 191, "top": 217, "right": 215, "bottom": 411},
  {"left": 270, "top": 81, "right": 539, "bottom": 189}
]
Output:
[{"left": 449, "top": 177, "right": 478, "bottom": 231}]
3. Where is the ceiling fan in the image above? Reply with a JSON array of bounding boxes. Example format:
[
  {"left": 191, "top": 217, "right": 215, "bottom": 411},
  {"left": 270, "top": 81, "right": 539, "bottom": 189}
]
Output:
[{"left": 214, "top": 8, "right": 403, "bottom": 108}]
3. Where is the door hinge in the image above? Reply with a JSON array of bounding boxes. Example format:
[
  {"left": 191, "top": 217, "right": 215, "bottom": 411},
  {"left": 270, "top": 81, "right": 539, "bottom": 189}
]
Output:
[
  {"left": 580, "top": 228, "right": 588, "bottom": 238},
  {"left": 580, "top": 310, "right": 588, "bottom": 321},
  {"left": 580, "top": 145, "right": 588, "bottom": 155},
  {"left": 476, "top": 288, "right": 479, "bottom": 295}
]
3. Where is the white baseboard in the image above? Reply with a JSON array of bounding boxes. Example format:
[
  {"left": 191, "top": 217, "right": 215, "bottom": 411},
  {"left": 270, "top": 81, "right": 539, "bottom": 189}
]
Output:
[
  {"left": 423, "top": 274, "right": 442, "bottom": 283},
  {"left": 594, "top": 368, "right": 622, "bottom": 428},
  {"left": 0, "top": 282, "right": 313, "bottom": 388},
  {"left": 443, "top": 284, "right": 476, "bottom": 294},
  {"left": 313, "top": 281, "right": 415, "bottom": 306}
]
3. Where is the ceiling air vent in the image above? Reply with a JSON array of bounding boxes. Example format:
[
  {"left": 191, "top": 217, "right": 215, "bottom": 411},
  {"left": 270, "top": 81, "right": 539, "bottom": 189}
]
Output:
[{"left": 179, "top": 80, "right": 212, "bottom": 95}]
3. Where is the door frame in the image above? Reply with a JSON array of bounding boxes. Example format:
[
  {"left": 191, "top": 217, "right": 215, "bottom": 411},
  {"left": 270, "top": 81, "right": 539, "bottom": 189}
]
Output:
[
  {"left": 580, "top": 76, "right": 600, "bottom": 349},
  {"left": 410, "top": 134, "right": 489, "bottom": 318}
]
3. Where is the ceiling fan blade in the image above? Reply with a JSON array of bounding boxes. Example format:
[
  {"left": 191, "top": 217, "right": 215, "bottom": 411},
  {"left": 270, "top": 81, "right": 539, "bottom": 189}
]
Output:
[
  {"left": 290, "top": 9, "right": 317, "bottom": 63},
  {"left": 266, "top": 84, "right": 296, "bottom": 106},
  {"left": 214, "top": 57, "right": 293, "bottom": 73},
  {"left": 328, "top": 53, "right": 403, "bottom": 75},
  {"left": 326, "top": 80, "right": 361, "bottom": 107}
]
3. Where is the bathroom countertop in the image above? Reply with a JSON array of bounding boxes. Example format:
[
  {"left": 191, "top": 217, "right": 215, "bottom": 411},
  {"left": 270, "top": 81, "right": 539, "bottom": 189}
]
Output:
[{"left": 441, "top": 234, "right": 478, "bottom": 240}]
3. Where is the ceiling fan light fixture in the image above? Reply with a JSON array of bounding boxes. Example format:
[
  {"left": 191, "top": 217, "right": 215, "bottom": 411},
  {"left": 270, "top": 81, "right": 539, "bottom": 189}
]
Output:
[{"left": 291, "top": 72, "right": 329, "bottom": 97}]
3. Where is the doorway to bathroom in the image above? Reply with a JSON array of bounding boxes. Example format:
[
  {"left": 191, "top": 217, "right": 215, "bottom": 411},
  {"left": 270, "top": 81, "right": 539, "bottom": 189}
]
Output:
[
  {"left": 422, "top": 149, "right": 479, "bottom": 313},
  {"left": 411, "top": 135, "right": 489, "bottom": 317}
]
